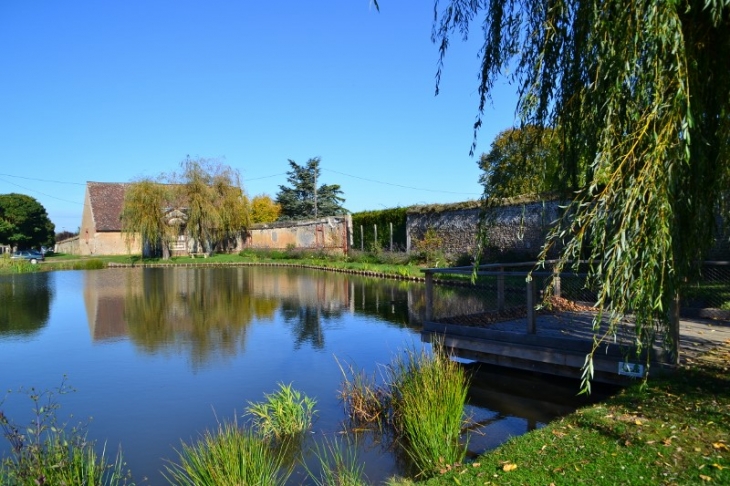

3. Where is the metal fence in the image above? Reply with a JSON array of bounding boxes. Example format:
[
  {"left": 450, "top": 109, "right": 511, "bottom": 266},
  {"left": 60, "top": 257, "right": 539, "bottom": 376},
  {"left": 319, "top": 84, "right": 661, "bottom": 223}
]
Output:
[{"left": 424, "top": 261, "right": 730, "bottom": 326}]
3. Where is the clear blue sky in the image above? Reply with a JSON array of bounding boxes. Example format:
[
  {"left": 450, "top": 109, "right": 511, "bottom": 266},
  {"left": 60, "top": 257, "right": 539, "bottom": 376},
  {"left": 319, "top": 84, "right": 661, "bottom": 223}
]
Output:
[{"left": 0, "top": 1, "right": 519, "bottom": 233}]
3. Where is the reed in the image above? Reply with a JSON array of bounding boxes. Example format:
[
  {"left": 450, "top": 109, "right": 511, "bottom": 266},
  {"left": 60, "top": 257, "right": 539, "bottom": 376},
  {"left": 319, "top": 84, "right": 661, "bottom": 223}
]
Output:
[
  {"left": 245, "top": 382, "right": 317, "bottom": 439},
  {"left": 337, "top": 359, "right": 389, "bottom": 426},
  {"left": 306, "top": 435, "right": 367, "bottom": 486},
  {"left": 0, "top": 384, "right": 131, "bottom": 485},
  {"left": 163, "top": 420, "right": 291, "bottom": 486},
  {"left": 388, "top": 346, "right": 469, "bottom": 478}
]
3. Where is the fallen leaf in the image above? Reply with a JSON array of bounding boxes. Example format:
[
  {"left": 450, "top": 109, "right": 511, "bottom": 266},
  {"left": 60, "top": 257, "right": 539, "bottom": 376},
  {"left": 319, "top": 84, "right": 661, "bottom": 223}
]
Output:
[
  {"left": 503, "top": 463, "right": 518, "bottom": 472},
  {"left": 712, "top": 442, "right": 730, "bottom": 451},
  {"left": 699, "top": 474, "right": 712, "bottom": 481},
  {"left": 712, "top": 464, "right": 725, "bottom": 470},
  {"left": 635, "top": 419, "right": 643, "bottom": 426},
  {"left": 472, "top": 462, "right": 480, "bottom": 468}
]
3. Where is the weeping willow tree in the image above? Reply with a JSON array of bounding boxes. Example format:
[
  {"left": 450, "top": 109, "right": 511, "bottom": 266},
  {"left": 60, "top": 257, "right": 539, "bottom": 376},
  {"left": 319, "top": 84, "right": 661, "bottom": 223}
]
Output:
[
  {"left": 173, "top": 157, "right": 251, "bottom": 254},
  {"left": 433, "top": 0, "right": 730, "bottom": 387},
  {"left": 120, "top": 178, "right": 175, "bottom": 258},
  {"left": 121, "top": 159, "right": 250, "bottom": 258}
]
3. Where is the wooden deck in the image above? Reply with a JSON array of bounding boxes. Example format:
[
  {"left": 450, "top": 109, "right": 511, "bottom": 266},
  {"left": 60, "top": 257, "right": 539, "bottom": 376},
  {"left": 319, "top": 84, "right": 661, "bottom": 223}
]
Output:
[{"left": 422, "top": 311, "right": 730, "bottom": 385}]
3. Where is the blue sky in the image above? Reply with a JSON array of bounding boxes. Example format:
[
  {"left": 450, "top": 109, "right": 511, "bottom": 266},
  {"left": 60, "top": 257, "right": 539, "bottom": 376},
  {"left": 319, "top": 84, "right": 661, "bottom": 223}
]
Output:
[{"left": 0, "top": 1, "right": 519, "bottom": 233}]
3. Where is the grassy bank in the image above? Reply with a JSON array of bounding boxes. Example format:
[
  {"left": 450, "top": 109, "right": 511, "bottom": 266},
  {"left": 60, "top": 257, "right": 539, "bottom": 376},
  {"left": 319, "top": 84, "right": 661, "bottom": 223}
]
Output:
[{"left": 409, "top": 345, "right": 730, "bottom": 485}]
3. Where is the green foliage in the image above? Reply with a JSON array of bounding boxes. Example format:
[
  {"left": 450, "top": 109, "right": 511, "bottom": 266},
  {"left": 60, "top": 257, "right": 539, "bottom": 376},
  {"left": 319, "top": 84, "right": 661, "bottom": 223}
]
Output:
[
  {"left": 0, "top": 382, "right": 132, "bottom": 486},
  {"left": 245, "top": 383, "right": 317, "bottom": 439},
  {"left": 351, "top": 207, "right": 408, "bottom": 252},
  {"left": 174, "top": 157, "right": 250, "bottom": 254},
  {"left": 0, "top": 253, "right": 40, "bottom": 275},
  {"left": 478, "top": 126, "right": 566, "bottom": 199},
  {"left": 163, "top": 420, "right": 291, "bottom": 486},
  {"left": 306, "top": 435, "right": 367, "bottom": 486},
  {"left": 434, "top": 0, "right": 730, "bottom": 389},
  {"left": 276, "top": 158, "right": 346, "bottom": 220},
  {"left": 338, "top": 346, "right": 469, "bottom": 479},
  {"left": 412, "top": 228, "right": 445, "bottom": 267},
  {"left": 0, "top": 193, "right": 55, "bottom": 249},
  {"left": 120, "top": 178, "right": 173, "bottom": 257},
  {"left": 389, "top": 346, "right": 469, "bottom": 478},
  {"left": 122, "top": 157, "right": 250, "bottom": 259}
]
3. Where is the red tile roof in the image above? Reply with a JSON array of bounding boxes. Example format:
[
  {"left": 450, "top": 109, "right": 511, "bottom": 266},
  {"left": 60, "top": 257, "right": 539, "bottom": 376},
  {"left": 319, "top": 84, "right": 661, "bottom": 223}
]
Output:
[{"left": 87, "top": 182, "right": 129, "bottom": 232}]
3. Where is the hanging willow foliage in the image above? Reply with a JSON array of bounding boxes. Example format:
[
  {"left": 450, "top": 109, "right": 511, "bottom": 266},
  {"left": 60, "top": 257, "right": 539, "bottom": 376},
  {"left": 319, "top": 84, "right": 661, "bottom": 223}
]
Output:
[{"left": 434, "top": 0, "right": 730, "bottom": 388}]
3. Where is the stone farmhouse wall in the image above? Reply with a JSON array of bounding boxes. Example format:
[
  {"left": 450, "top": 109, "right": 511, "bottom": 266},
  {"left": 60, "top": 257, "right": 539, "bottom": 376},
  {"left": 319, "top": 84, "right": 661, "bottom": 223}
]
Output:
[
  {"left": 54, "top": 236, "right": 80, "bottom": 255},
  {"left": 242, "top": 215, "right": 352, "bottom": 255},
  {"left": 406, "top": 201, "right": 562, "bottom": 261}
]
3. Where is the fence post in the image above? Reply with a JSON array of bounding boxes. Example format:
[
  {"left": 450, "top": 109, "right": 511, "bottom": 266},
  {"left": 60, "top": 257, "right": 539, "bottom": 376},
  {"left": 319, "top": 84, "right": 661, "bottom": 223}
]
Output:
[
  {"left": 390, "top": 222, "right": 393, "bottom": 252},
  {"left": 425, "top": 271, "right": 433, "bottom": 322},
  {"left": 497, "top": 266, "right": 505, "bottom": 312},
  {"left": 360, "top": 225, "right": 364, "bottom": 251},
  {"left": 553, "top": 264, "right": 561, "bottom": 299},
  {"left": 526, "top": 276, "right": 536, "bottom": 334},
  {"left": 669, "top": 291, "right": 680, "bottom": 365},
  {"left": 374, "top": 224, "right": 377, "bottom": 250}
]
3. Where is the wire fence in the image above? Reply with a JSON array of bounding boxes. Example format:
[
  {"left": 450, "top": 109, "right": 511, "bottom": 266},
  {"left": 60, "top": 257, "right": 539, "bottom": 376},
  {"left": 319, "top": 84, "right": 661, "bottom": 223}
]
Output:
[{"left": 425, "top": 261, "right": 730, "bottom": 325}]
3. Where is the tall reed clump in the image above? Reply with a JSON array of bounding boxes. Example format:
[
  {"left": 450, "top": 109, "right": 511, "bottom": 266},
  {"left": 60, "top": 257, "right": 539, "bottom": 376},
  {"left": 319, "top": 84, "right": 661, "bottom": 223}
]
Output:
[
  {"left": 338, "top": 346, "right": 470, "bottom": 478},
  {"left": 390, "top": 347, "right": 469, "bottom": 476},
  {"left": 245, "top": 382, "right": 317, "bottom": 439},
  {"left": 163, "top": 420, "right": 291, "bottom": 486},
  {"left": 0, "top": 383, "right": 132, "bottom": 486}
]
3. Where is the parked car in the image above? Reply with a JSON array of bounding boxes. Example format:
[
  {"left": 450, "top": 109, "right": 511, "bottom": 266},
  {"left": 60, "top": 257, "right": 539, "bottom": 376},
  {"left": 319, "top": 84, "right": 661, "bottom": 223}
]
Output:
[{"left": 10, "top": 250, "right": 44, "bottom": 264}]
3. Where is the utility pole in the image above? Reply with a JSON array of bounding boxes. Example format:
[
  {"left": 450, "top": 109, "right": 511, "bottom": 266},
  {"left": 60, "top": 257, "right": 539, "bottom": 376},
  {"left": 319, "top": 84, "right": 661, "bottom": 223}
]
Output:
[{"left": 313, "top": 164, "right": 318, "bottom": 219}]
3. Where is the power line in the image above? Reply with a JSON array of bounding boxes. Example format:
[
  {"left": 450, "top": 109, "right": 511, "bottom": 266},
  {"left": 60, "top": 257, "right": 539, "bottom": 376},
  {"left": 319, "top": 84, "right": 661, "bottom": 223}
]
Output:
[
  {"left": 0, "top": 177, "right": 84, "bottom": 205},
  {"left": 0, "top": 173, "right": 86, "bottom": 185},
  {"left": 322, "top": 168, "right": 481, "bottom": 196}
]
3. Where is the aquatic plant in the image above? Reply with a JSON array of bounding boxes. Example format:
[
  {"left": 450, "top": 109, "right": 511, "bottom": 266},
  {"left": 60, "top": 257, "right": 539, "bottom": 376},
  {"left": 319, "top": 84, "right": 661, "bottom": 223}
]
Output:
[
  {"left": 306, "top": 434, "right": 367, "bottom": 486},
  {"left": 245, "top": 382, "right": 317, "bottom": 439},
  {"left": 0, "top": 382, "right": 132, "bottom": 485},
  {"left": 163, "top": 419, "right": 291, "bottom": 486},
  {"left": 388, "top": 346, "right": 469, "bottom": 477}
]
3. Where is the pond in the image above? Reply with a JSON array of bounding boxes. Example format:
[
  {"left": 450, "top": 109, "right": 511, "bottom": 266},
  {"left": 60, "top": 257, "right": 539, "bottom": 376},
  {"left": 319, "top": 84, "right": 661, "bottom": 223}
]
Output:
[{"left": 0, "top": 266, "right": 604, "bottom": 484}]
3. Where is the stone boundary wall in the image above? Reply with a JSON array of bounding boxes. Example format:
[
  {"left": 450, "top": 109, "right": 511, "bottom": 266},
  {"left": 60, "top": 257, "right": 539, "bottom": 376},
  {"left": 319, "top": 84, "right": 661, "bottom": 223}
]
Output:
[
  {"left": 241, "top": 215, "right": 352, "bottom": 255},
  {"left": 55, "top": 236, "right": 80, "bottom": 255},
  {"left": 406, "top": 201, "right": 562, "bottom": 260}
]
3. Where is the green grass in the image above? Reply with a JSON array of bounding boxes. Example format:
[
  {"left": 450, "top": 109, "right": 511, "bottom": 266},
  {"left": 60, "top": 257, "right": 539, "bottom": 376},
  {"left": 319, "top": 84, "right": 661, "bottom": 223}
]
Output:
[
  {"left": 389, "top": 347, "right": 470, "bottom": 479},
  {"left": 245, "top": 383, "right": 317, "bottom": 439},
  {"left": 0, "top": 254, "right": 40, "bottom": 274},
  {"left": 0, "top": 382, "right": 132, "bottom": 486},
  {"left": 418, "top": 347, "right": 730, "bottom": 485},
  {"left": 163, "top": 420, "right": 292, "bottom": 486},
  {"left": 337, "top": 347, "right": 470, "bottom": 479},
  {"left": 306, "top": 435, "right": 368, "bottom": 486}
]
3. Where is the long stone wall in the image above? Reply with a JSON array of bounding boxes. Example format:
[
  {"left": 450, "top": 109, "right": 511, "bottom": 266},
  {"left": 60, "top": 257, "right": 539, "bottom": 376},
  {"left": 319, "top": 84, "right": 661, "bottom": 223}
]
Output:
[
  {"left": 406, "top": 201, "right": 562, "bottom": 261},
  {"left": 242, "top": 215, "right": 352, "bottom": 255}
]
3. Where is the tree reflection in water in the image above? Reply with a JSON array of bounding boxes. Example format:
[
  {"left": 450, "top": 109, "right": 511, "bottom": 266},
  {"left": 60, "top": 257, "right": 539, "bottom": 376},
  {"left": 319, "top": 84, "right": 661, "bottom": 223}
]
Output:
[
  {"left": 0, "top": 273, "right": 53, "bottom": 337},
  {"left": 124, "top": 268, "right": 277, "bottom": 368}
]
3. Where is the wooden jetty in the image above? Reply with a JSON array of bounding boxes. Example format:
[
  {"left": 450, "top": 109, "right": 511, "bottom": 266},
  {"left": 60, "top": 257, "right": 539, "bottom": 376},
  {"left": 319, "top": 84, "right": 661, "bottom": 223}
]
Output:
[{"left": 420, "top": 263, "right": 717, "bottom": 385}]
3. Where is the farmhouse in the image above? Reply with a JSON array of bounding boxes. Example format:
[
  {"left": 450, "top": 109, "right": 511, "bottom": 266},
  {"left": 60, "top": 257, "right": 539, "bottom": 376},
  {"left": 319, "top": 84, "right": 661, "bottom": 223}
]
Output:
[{"left": 78, "top": 182, "right": 139, "bottom": 256}]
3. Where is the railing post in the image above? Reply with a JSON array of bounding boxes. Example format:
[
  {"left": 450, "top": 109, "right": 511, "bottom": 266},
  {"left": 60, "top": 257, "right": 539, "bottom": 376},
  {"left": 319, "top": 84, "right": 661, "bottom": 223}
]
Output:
[
  {"left": 526, "top": 276, "right": 536, "bottom": 334},
  {"left": 553, "top": 264, "right": 561, "bottom": 299},
  {"left": 669, "top": 291, "right": 680, "bottom": 365},
  {"left": 425, "top": 271, "right": 434, "bottom": 322},
  {"left": 497, "top": 266, "right": 505, "bottom": 312},
  {"left": 390, "top": 222, "right": 393, "bottom": 252}
]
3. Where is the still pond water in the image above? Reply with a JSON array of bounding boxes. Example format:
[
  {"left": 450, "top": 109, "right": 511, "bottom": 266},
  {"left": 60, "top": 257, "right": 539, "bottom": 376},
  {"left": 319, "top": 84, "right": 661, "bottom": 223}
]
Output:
[{"left": 1, "top": 266, "right": 599, "bottom": 484}]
